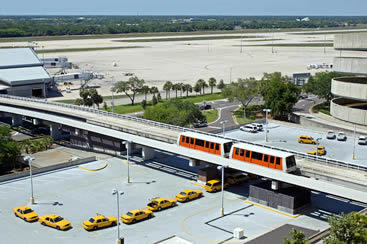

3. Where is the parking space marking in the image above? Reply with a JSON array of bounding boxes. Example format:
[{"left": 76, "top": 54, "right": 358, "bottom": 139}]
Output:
[
  {"left": 244, "top": 200, "right": 301, "bottom": 218},
  {"left": 78, "top": 162, "right": 108, "bottom": 171},
  {"left": 189, "top": 181, "right": 205, "bottom": 188}
]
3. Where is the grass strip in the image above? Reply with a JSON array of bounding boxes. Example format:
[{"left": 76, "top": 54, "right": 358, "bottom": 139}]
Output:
[{"left": 202, "top": 109, "right": 219, "bottom": 123}]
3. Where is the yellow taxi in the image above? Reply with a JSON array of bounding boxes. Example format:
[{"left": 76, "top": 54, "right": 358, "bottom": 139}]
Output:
[
  {"left": 82, "top": 215, "right": 117, "bottom": 231},
  {"left": 204, "top": 179, "right": 229, "bottom": 193},
  {"left": 13, "top": 206, "right": 38, "bottom": 222},
  {"left": 146, "top": 198, "right": 177, "bottom": 211},
  {"left": 226, "top": 173, "right": 250, "bottom": 185},
  {"left": 120, "top": 209, "right": 153, "bottom": 224},
  {"left": 298, "top": 136, "right": 317, "bottom": 144},
  {"left": 175, "top": 189, "right": 203, "bottom": 202},
  {"left": 307, "top": 146, "right": 326, "bottom": 156},
  {"left": 39, "top": 214, "right": 71, "bottom": 230}
]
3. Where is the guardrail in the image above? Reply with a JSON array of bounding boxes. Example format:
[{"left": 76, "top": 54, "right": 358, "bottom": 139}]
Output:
[{"left": 1, "top": 94, "right": 366, "bottom": 172}]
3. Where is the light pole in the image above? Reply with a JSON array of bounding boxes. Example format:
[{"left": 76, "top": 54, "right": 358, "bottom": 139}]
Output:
[
  {"left": 112, "top": 189, "right": 124, "bottom": 244},
  {"left": 111, "top": 76, "right": 115, "bottom": 113},
  {"left": 24, "top": 156, "right": 35, "bottom": 204},
  {"left": 122, "top": 141, "right": 131, "bottom": 183},
  {"left": 220, "top": 120, "right": 228, "bottom": 136},
  {"left": 352, "top": 124, "right": 356, "bottom": 160},
  {"left": 217, "top": 165, "right": 226, "bottom": 216},
  {"left": 263, "top": 109, "right": 271, "bottom": 142}
]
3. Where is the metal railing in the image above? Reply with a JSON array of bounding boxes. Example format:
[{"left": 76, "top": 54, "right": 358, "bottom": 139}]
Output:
[{"left": 1, "top": 94, "right": 366, "bottom": 172}]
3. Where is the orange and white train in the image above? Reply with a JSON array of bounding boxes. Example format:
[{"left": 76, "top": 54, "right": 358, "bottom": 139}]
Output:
[{"left": 177, "top": 132, "right": 297, "bottom": 173}]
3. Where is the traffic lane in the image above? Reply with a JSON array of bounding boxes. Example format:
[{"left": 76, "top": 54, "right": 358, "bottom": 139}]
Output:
[
  {"left": 293, "top": 96, "right": 324, "bottom": 114},
  {"left": 225, "top": 123, "right": 367, "bottom": 167}
]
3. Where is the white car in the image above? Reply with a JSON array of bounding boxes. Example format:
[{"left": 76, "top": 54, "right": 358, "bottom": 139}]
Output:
[
  {"left": 358, "top": 136, "right": 367, "bottom": 145},
  {"left": 326, "top": 130, "right": 336, "bottom": 139},
  {"left": 240, "top": 124, "right": 257, "bottom": 133},
  {"left": 252, "top": 123, "right": 263, "bottom": 131},
  {"left": 337, "top": 132, "right": 346, "bottom": 141}
]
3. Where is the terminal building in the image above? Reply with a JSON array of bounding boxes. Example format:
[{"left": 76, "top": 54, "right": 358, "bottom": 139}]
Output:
[
  {"left": 331, "top": 33, "right": 367, "bottom": 126},
  {"left": 0, "top": 48, "right": 52, "bottom": 97}
]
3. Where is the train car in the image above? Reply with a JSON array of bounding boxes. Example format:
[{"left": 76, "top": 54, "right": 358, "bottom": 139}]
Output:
[
  {"left": 230, "top": 143, "right": 297, "bottom": 173},
  {"left": 177, "top": 132, "right": 233, "bottom": 157}
]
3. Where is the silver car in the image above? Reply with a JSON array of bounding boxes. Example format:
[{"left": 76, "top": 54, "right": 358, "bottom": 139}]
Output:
[
  {"left": 337, "top": 132, "right": 346, "bottom": 141},
  {"left": 326, "top": 130, "right": 336, "bottom": 139},
  {"left": 358, "top": 136, "right": 367, "bottom": 145}
]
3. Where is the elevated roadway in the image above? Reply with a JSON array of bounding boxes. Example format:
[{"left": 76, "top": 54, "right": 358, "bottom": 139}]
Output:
[{"left": 0, "top": 95, "right": 366, "bottom": 203}]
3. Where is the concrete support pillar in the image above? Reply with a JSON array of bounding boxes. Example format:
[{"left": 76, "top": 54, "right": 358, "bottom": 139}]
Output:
[
  {"left": 33, "top": 119, "right": 41, "bottom": 126},
  {"left": 11, "top": 114, "right": 23, "bottom": 126},
  {"left": 142, "top": 146, "right": 155, "bottom": 160},
  {"left": 271, "top": 180, "right": 279, "bottom": 191},
  {"left": 189, "top": 159, "right": 200, "bottom": 167},
  {"left": 50, "top": 123, "right": 62, "bottom": 140}
]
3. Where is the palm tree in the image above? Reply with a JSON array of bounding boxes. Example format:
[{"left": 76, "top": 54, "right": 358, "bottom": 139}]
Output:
[
  {"left": 141, "top": 85, "right": 150, "bottom": 101},
  {"left": 208, "top": 77, "right": 217, "bottom": 94},
  {"left": 194, "top": 83, "right": 201, "bottom": 95},
  {"left": 163, "top": 81, "right": 173, "bottom": 99},
  {"left": 182, "top": 84, "right": 192, "bottom": 97},
  {"left": 172, "top": 83, "right": 180, "bottom": 98},
  {"left": 150, "top": 86, "right": 159, "bottom": 97}
]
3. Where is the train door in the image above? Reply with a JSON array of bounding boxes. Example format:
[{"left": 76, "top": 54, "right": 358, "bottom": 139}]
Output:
[
  {"left": 232, "top": 147, "right": 240, "bottom": 160},
  {"left": 209, "top": 142, "right": 215, "bottom": 154},
  {"left": 189, "top": 137, "right": 195, "bottom": 149},
  {"left": 244, "top": 150, "right": 251, "bottom": 162},
  {"left": 215, "top": 143, "right": 221, "bottom": 155},
  {"left": 239, "top": 149, "right": 245, "bottom": 161},
  {"left": 204, "top": 141, "right": 210, "bottom": 153},
  {"left": 275, "top": 157, "right": 283, "bottom": 170},
  {"left": 269, "top": 156, "right": 276, "bottom": 169},
  {"left": 263, "top": 154, "right": 269, "bottom": 168}
]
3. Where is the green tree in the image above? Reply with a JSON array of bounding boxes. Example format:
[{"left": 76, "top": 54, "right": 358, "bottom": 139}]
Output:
[
  {"left": 112, "top": 76, "right": 145, "bottom": 105},
  {"left": 325, "top": 212, "right": 367, "bottom": 244},
  {"left": 172, "top": 83, "right": 181, "bottom": 98},
  {"left": 144, "top": 99, "right": 205, "bottom": 126},
  {"left": 141, "top": 85, "right": 150, "bottom": 101},
  {"left": 183, "top": 84, "right": 193, "bottom": 97},
  {"left": 283, "top": 228, "right": 308, "bottom": 244},
  {"left": 194, "top": 83, "right": 201, "bottom": 94},
  {"left": 150, "top": 86, "right": 159, "bottom": 97},
  {"left": 197, "top": 79, "right": 208, "bottom": 94},
  {"left": 217, "top": 79, "right": 225, "bottom": 90},
  {"left": 141, "top": 99, "right": 147, "bottom": 109},
  {"left": 208, "top": 77, "right": 217, "bottom": 94},
  {"left": 152, "top": 95, "right": 158, "bottom": 106},
  {"left": 163, "top": 81, "right": 173, "bottom": 99},
  {"left": 89, "top": 88, "right": 103, "bottom": 108},
  {"left": 79, "top": 89, "right": 93, "bottom": 107},
  {"left": 103, "top": 102, "right": 108, "bottom": 110},
  {"left": 222, "top": 78, "right": 259, "bottom": 118},
  {"left": 157, "top": 93, "right": 162, "bottom": 101},
  {"left": 262, "top": 73, "right": 300, "bottom": 119},
  {"left": 74, "top": 98, "right": 83, "bottom": 106},
  {"left": 303, "top": 71, "right": 343, "bottom": 102},
  {"left": 0, "top": 125, "right": 19, "bottom": 173}
]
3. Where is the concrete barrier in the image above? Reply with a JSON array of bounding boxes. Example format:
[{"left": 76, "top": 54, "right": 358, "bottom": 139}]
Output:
[
  {"left": 331, "top": 98, "right": 367, "bottom": 126},
  {"left": 0, "top": 156, "right": 96, "bottom": 183}
]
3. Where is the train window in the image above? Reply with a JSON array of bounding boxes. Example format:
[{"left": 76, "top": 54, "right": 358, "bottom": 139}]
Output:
[
  {"left": 190, "top": 138, "right": 194, "bottom": 144},
  {"left": 240, "top": 149, "right": 244, "bottom": 156},
  {"left": 195, "top": 139, "right": 204, "bottom": 147},
  {"left": 235, "top": 148, "right": 239, "bottom": 155},
  {"left": 215, "top": 144, "right": 219, "bottom": 150},
  {"left": 270, "top": 156, "right": 275, "bottom": 164},
  {"left": 286, "top": 156, "right": 296, "bottom": 168},
  {"left": 252, "top": 151, "right": 263, "bottom": 160},
  {"left": 205, "top": 141, "right": 210, "bottom": 148},
  {"left": 210, "top": 143, "right": 214, "bottom": 149},
  {"left": 246, "top": 150, "right": 250, "bottom": 158},
  {"left": 223, "top": 142, "right": 233, "bottom": 153},
  {"left": 276, "top": 157, "right": 281, "bottom": 165},
  {"left": 264, "top": 154, "right": 269, "bottom": 162},
  {"left": 181, "top": 136, "right": 185, "bottom": 142},
  {"left": 186, "top": 137, "right": 190, "bottom": 143}
]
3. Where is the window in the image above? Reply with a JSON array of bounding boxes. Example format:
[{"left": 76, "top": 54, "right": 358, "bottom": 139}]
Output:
[
  {"left": 215, "top": 144, "right": 220, "bottom": 150},
  {"left": 224, "top": 142, "right": 233, "bottom": 153},
  {"left": 252, "top": 151, "right": 263, "bottom": 160},
  {"left": 190, "top": 138, "right": 194, "bottom": 144},
  {"left": 181, "top": 136, "right": 185, "bottom": 142},
  {"left": 186, "top": 137, "right": 189, "bottom": 143},
  {"left": 270, "top": 156, "right": 275, "bottom": 164},
  {"left": 97, "top": 219, "right": 101, "bottom": 223},
  {"left": 210, "top": 143, "right": 214, "bottom": 149},
  {"left": 286, "top": 156, "right": 296, "bottom": 168},
  {"left": 205, "top": 141, "right": 210, "bottom": 148},
  {"left": 240, "top": 149, "right": 244, "bottom": 156},
  {"left": 235, "top": 148, "right": 239, "bottom": 155},
  {"left": 276, "top": 157, "right": 281, "bottom": 165},
  {"left": 195, "top": 139, "right": 204, "bottom": 147},
  {"left": 264, "top": 154, "right": 269, "bottom": 162},
  {"left": 246, "top": 150, "right": 250, "bottom": 157}
]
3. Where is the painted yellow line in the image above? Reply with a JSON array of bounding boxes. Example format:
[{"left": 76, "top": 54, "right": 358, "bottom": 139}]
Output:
[
  {"left": 78, "top": 162, "right": 108, "bottom": 171},
  {"left": 244, "top": 200, "right": 301, "bottom": 218},
  {"left": 189, "top": 181, "right": 205, "bottom": 188},
  {"left": 25, "top": 200, "right": 31, "bottom": 207}
]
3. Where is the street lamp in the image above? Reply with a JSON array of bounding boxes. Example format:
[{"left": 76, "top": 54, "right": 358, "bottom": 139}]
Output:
[
  {"left": 217, "top": 165, "right": 226, "bottom": 216},
  {"left": 112, "top": 189, "right": 124, "bottom": 244},
  {"left": 263, "top": 109, "right": 271, "bottom": 142},
  {"left": 24, "top": 156, "right": 35, "bottom": 204},
  {"left": 122, "top": 141, "right": 131, "bottom": 183},
  {"left": 220, "top": 120, "right": 228, "bottom": 136},
  {"left": 352, "top": 124, "right": 356, "bottom": 160}
]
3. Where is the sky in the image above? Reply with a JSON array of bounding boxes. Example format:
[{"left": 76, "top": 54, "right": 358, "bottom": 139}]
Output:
[{"left": 1, "top": 0, "right": 367, "bottom": 16}]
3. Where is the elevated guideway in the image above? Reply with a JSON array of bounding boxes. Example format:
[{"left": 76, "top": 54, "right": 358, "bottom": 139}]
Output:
[{"left": 0, "top": 95, "right": 366, "bottom": 203}]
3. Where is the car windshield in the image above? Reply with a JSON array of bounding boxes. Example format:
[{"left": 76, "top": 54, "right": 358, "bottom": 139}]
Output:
[
  {"left": 89, "top": 218, "right": 95, "bottom": 223},
  {"left": 54, "top": 217, "right": 64, "bottom": 222},
  {"left": 126, "top": 212, "right": 134, "bottom": 216},
  {"left": 180, "top": 192, "right": 186, "bottom": 195},
  {"left": 286, "top": 156, "right": 296, "bottom": 168},
  {"left": 205, "top": 183, "right": 212, "bottom": 187},
  {"left": 23, "top": 209, "right": 33, "bottom": 214}
]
